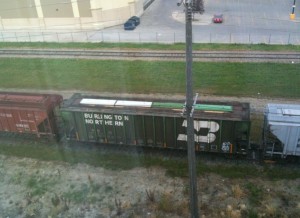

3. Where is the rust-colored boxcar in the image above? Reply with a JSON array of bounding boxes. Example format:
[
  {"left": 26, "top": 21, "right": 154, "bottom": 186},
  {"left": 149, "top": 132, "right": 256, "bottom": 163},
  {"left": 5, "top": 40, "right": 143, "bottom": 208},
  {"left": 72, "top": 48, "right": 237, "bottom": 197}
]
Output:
[{"left": 0, "top": 92, "right": 63, "bottom": 138}]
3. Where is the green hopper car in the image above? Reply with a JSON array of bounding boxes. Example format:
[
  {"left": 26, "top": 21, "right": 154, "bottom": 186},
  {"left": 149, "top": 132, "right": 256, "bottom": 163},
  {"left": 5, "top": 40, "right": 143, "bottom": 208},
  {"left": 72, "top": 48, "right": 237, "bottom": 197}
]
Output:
[{"left": 60, "top": 94, "right": 251, "bottom": 154}]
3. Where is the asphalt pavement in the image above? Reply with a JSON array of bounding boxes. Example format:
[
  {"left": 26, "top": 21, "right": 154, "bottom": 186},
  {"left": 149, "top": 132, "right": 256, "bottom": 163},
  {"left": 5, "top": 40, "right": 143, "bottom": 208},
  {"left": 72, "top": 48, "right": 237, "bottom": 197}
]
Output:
[
  {"left": 1, "top": 0, "right": 300, "bottom": 44},
  {"left": 93, "top": 0, "right": 300, "bottom": 44}
]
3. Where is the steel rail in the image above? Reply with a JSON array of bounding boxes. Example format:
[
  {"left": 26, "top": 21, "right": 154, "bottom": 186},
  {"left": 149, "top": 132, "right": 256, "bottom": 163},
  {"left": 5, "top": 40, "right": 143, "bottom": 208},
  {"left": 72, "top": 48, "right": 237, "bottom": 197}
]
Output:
[{"left": 0, "top": 49, "right": 300, "bottom": 62}]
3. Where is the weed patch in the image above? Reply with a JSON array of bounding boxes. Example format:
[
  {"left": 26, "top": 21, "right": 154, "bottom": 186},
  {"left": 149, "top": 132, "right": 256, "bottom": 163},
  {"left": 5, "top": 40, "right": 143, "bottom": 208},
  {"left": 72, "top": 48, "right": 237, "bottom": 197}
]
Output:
[
  {"left": 157, "top": 192, "right": 174, "bottom": 214},
  {"left": 63, "top": 181, "right": 113, "bottom": 204},
  {"left": 26, "top": 175, "right": 56, "bottom": 196},
  {"left": 231, "top": 184, "right": 245, "bottom": 199},
  {"left": 63, "top": 183, "right": 90, "bottom": 203},
  {"left": 245, "top": 182, "right": 264, "bottom": 206},
  {"left": 264, "top": 165, "right": 300, "bottom": 180}
]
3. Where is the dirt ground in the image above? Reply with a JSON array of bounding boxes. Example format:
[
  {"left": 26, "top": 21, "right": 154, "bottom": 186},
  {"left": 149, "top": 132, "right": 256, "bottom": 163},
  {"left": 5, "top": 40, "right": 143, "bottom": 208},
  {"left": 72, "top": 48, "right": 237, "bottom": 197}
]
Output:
[{"left": 0, "top": 154, "right": 299, "bottom": 218}]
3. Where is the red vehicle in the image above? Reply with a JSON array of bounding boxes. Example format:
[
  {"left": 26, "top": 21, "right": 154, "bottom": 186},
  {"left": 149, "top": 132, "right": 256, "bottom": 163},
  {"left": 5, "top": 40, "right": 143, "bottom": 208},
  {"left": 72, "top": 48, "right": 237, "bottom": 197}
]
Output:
[{"left": 213, "top": 14, "right": 223, "bottom": 23}]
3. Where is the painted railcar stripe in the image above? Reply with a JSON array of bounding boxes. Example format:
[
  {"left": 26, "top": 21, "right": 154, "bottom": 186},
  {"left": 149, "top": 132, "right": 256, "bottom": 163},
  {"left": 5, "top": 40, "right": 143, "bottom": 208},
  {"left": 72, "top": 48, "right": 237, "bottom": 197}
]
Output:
[
  {"left": 194, "top": 104, "right": 232, "bottom": 112},
  {"left": 80, "top": 99, "right": 116, "bottom": 106},
  {"left": 115, "top": 100, "right": 152, "bottom": 107},
  {"left": 152, "top": 102, "right": 232, "bottom": 112}
]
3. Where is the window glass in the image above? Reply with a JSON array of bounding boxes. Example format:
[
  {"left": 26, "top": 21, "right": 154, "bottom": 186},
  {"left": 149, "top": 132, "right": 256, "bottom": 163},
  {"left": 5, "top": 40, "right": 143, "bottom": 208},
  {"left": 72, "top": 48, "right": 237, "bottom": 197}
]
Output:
[{"left": 0, "top": 1, "right": 299, "bottom": 217}]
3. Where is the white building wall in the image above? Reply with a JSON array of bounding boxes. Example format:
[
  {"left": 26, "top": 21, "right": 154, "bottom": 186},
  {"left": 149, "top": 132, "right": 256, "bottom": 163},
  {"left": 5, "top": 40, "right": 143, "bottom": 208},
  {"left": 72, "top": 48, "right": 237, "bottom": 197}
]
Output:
[{"left": 0, "top": 0, "right": 144, "bottom": 31}]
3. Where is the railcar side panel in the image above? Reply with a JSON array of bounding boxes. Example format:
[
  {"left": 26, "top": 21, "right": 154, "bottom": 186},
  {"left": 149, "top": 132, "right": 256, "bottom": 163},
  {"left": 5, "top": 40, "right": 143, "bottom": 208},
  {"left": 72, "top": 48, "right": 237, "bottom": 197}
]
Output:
[
  {"left": 61, "top": 109, "right": 250, "bottom": 155},
  {"left": 165, "top": 117, "right": 179, "bottom": 148},
  {"left": 144, "top": 115, "right": 154, "bottom": 146},
  {"left": 124, "top": 115, "right": 135, "bottom": 145},
  {"left": 134, "top": 115, "right": 144, "bottom": 145},
  {"left": 60, "top": 94, "right": 251, "bottom": 155}
]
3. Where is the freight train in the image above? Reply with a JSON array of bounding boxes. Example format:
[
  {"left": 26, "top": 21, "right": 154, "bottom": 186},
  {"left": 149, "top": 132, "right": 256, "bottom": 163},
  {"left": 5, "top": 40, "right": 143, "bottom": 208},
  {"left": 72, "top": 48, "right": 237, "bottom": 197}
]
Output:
[{"left": 0, "top": 92, "right": 299, "bottom": 159}]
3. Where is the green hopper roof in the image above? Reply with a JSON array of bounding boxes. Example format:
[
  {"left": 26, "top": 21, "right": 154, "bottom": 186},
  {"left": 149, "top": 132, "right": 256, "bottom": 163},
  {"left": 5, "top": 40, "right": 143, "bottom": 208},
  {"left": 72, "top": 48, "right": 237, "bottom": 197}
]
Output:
[{"left": 152, "top": 102, "right": 232, "bottom": 112}]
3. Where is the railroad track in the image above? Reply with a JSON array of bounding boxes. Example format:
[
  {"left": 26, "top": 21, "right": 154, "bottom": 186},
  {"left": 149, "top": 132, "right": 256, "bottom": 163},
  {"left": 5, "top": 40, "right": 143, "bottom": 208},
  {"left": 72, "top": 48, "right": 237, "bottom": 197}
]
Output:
[{"left": 0, "top": 48, "right": 300, "bottom": 63}]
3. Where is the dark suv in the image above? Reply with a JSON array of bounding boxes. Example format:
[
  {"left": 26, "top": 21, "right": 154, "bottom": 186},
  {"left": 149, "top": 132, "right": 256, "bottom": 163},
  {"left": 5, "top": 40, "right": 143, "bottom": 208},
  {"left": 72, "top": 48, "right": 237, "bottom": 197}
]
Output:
[
  {"left": 128, "top": 16, "right": 140, "bottom": 26},
  {"left": 124, "top": 16, "right": 140, "bottom": 30},
  {"left": 124, "top": 20, "right": 136, "bottom": 30}
]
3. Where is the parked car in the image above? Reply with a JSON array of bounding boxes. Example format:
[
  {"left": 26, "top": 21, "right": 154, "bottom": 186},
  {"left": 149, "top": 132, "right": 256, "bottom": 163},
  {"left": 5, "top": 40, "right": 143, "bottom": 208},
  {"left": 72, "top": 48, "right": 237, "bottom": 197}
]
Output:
[
  {"left": 129, "top": 16, "right": 140, "bottom": 26},
  {"left": 124, "top": 20, "right": 136, "bottom": 30},
  {"left": 212, "top": 14, "right": 223, "bottom": 23}
]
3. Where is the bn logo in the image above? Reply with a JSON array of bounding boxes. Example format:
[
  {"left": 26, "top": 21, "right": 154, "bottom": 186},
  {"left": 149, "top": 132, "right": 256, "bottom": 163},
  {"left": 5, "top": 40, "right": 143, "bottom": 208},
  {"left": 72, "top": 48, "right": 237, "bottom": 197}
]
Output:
[{"left": 177, "top": 120, "right": 219, "bottom": 143}]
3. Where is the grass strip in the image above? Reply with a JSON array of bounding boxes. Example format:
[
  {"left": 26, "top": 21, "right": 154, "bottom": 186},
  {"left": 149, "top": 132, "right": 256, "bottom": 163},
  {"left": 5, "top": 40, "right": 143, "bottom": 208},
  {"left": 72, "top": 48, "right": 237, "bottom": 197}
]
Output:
[
  {"left": 1, "top": 42, "right": 300, "bottom": 52},
  {"left": 0, "top": 58, "right": 299, "bottom": 98}
]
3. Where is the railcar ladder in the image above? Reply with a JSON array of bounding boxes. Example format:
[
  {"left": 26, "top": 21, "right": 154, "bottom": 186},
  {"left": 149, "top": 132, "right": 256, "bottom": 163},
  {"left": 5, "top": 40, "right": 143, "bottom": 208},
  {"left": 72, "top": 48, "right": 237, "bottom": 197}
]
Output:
[{"left": 181, "top": 93, "right": 199, "bottom": 117}]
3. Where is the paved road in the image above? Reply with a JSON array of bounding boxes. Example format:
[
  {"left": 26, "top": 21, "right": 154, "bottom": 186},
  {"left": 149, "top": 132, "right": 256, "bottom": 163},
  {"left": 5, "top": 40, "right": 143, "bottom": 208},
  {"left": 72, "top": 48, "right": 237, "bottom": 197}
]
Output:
[
  {"left": 101, "top": 0, "right": 300, "bottom": 44},
  {"left": 1, "top": 0, "right": 300, "bottom": 44},
  {"left": 138, "top": 0, "right": 300, "bottom": 33}
]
